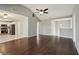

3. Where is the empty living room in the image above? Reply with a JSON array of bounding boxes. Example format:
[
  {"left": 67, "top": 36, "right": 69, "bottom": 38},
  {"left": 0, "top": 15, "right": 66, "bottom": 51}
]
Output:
[{"left": 0, "top": 4, "right": 79, "bottom": 55}]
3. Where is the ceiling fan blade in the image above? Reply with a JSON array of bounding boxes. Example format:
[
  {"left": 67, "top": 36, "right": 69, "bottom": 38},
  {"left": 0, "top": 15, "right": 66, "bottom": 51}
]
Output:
[
  {"left": 44, "top": 8, "right": 48, "bottom": 11},
  {"left": 44, "top": 12, "right": 48, "bottom": 14},
  {"left": 36, "top": 9, "right": 40, "bottom": 11}
]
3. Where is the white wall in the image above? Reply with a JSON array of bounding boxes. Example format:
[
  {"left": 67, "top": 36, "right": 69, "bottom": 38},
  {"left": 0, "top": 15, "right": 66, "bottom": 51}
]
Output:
[
  {"left": 60, "top": 29, "right": 73, "bottom": 38},
  {"left": 39, "top": 18, "right": 72, "bottom": 38},
  {"left": 39, "top": 20, "right": 52, "bottom": 35},
  {"left": 51, "top": 20, "right": 56, "bottom": 35},
  {"left": 73, "top": 5, "right": 79, "bottom": 53},
  {"left": 20, "top": 18, "right": 28, "bottom": 37},
  {"left": 55, "top": 20, "right": 72, "bottom": 29},
  {"left": 15, "top": 15, "right": 37, "bottom": 37},
  {"left": 55, "top": 20, "right": 73, "bottom": 38},
  {"left": 15, "top": 21, "right": 20, "bottom": 35},
  {"left": 15, "top": 17, "right": 28, "bottom": 37},
  {"left": 28, "top": 17, "right": 38, "bottom": 37}
]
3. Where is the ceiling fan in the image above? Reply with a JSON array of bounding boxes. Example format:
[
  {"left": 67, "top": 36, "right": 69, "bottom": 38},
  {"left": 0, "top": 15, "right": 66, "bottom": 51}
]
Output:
[
  {"left": 32, "top": 8, "right": 48, "bottom": 17},
  {"left": 35, "top": 8, "right": 48, "bottom": 15}
]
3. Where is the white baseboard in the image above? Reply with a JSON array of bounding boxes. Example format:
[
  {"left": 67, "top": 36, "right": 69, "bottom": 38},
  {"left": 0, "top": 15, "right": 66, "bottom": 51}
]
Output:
[
  {"left": 28, "top": 34, "right": 37, "bottom": 37},
  {"left": 39, "top": 34, "right": 53, "bottom": 36},
  {"left": 75, "top": 43, "right": 79, "bottom": 54}
]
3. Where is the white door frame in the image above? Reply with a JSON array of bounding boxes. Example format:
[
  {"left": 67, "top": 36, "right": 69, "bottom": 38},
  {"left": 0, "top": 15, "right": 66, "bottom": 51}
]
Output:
[
  {"left": 37, "top": 22, "right": 40, "bottom": 45},
  {"left": 52, "top": 17, "right": 72, "bottom": 37}
]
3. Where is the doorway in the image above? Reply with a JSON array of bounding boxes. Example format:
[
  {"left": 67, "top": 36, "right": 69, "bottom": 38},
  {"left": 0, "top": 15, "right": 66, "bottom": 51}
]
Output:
[{"left": 53, "top": 18, "right": 73, "bottom": 38}]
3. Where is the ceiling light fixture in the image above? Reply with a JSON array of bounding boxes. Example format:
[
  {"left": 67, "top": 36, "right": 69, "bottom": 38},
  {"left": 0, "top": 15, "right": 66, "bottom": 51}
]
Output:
[
  {"left": 3, "top": 13, "right": 8, "bottom": 18},
  {"left": 39, "top": 11, "right": 43, "bottom": 15}
]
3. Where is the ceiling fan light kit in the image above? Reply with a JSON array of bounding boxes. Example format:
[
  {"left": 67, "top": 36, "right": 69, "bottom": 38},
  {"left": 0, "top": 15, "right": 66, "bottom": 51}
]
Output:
[
  {"left": 3, "top": 13, "right": 8, "bottom": 18},
  {"left": 3, "top": 15, "right": 8, "bottom": 18},
  {"left": 39, "top": 11, "right": 43, "bottom": 15}
]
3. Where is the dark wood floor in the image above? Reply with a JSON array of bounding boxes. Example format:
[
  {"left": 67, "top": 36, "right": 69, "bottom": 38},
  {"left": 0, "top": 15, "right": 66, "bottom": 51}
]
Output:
[{"left": 0, "top": 35, "right": 78, "bottom": 55}]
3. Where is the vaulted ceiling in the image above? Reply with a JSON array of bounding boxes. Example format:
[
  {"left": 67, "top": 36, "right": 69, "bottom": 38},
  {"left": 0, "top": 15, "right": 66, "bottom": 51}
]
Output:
[
  {"left": 0, "top": 4, "right": 74, "bottom": 22},
  {"left": 23, "top": 4, "right": 74, "bottom": 20}
]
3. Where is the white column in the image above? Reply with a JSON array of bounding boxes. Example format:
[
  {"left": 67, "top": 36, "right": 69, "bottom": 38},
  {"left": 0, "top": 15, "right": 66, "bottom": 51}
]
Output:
[{"left": 37, "top": 22, "right": 40, "bottom": 45}]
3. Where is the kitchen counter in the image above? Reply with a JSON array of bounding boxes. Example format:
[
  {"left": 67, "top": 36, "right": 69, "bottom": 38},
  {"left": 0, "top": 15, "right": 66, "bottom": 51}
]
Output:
[{"left": 0, "top": 34, "right": 27, "bottom": 43}]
